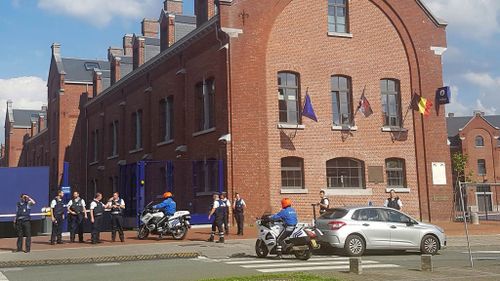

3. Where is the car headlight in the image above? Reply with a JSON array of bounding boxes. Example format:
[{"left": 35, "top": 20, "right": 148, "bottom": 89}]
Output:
[{"left": 435, "top": 226, "right": 445, "bottom": 233}]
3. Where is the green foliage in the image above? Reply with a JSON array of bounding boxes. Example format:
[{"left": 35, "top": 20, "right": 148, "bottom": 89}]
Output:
[{"left": 451, "top": 152, "right": 471, "bottom": 182}]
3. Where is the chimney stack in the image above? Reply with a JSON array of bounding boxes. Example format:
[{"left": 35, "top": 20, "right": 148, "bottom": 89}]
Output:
[
  {"left": 93, "top": 70, "right": 103, "bottom": 97},
  {"left": 194, "top": 0, "right": 218, "bottom": 27},
  {"left": 160, "top": 13, "right": 176, "bottom": 51},
  {"left": 38, "top": 114, "right": 45, "bottom": 133},
  {"left": 51, "top": 43, "right": 61, "bottom": 56},
  {"left": 164, "top": 0, "right": 183, "bottom": 14},
  {"left": 448, "top": 113, "right": 455, "bottom": 118},
  {"left": 123, "top": 34, "right": 133, "bottom": 56},
  {"left": 107, "top": 47, "right": 123, "bottom": 61},
  {"left": 30, "top": 121, "right": 36, "bottom": 137},
  {"left": 6, "top": 100, "right": 13, "bottom": 113},
  {"left": 111, "top": 57, "right": 122, "bottom": 85},
  {"left": 133, "top": 37, "right": 145, "bottom": 69},
  {"left": 473, "top": 110, "right": 485, "bottom": 117},
  {"left": 141, "top": 19, "right": 159, "bottom": 38}
]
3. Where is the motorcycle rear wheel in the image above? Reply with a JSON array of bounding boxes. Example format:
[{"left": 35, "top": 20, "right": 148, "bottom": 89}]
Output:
[
  {"left": 294, "top": 249, "right": 312, "bottom": 260},
  {"left": 138, "top": 225, "right": 150, "bottom": 240},
  {"left": 255, "top": 239, "right": 269, "bottom": 258},
  {"left": 172, "top": 226, "right": 188, "bottom": 240}
]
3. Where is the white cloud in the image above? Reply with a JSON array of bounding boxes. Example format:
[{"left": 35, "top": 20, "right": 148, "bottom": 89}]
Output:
[
  {"left": 463, "top": 72, "right": 500, "bottom": 89},
  {"left": 421, "top": 0, "right": 500, "bottom": 39},
  {"left": 445, "top": 85, "right": 470, "bottom": 116},
  {"left": 37, "top": 0, "right": 161, "bottom": 27},
  {"left": 475, "top": 99, "right": 497, "bottom": 115},
  {"left": 0, "top": 76, "right": 47, "bottom": 144}
]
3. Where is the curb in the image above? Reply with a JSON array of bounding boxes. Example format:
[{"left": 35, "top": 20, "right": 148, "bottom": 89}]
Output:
[{"left": 0, "top": 252, "right": 199, "bottom": 268}]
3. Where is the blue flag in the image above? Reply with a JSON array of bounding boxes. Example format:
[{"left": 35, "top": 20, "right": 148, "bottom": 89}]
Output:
[
  {"left": 302, "top": 93, "right": 318, "bottom": 122},
  {"left": 436, "top": 86, "right": 451, "bottom": 104}
]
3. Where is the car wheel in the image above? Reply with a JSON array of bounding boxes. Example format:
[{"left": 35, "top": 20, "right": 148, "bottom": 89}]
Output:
[
  {"left": 421, "top": 235, "right": 439, "bottom": 255},
  {"left": 344, "top": 234, "right": 365, "bottom": 256}
]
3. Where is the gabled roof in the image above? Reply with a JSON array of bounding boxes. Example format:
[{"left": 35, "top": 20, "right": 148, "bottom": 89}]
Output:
[
  {"left": 11, "top": 109, "right": 45, "bottom": 128},
  {"left": 447, "top": 114, "right": 500, "bottom": 147},
  {"left": 61, "top": 58, "right": 110, "bottom": 83}
]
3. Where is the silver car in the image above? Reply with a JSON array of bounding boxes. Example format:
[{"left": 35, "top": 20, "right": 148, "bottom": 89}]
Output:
[{"left": 315, "top": 207, "right": 446, "bottom": 256}]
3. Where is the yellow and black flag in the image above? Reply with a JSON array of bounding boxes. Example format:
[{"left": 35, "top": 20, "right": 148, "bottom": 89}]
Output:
[{"left": 411, "top": 93, "right": 433, "bottom": 117}]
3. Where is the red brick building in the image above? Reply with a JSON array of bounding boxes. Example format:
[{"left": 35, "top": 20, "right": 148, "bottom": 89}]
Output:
[
  {"left": 447, "top": 112, "right": 500, "bottom": 213},
  {"left": 21, "top": 0, "right": 454, "bottom": 222}
]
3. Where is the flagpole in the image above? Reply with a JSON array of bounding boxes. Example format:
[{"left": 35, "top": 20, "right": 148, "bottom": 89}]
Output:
[
  {"left": 352, "top": 85, "right": 366, "bottom": 125},
  {"left": 394, "top": 90, "right": 415, "bottom": 141}
]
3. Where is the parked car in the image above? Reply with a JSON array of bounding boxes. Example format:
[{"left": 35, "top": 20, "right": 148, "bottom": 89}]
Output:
[{"left": 315, "top": 207, "right": 446, "bottom": 256}]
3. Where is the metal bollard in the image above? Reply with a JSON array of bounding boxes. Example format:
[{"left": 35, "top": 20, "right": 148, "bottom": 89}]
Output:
[
  {"left": 349, "top": 257, "right": 362, "bottom": 274},
  {"left": 471, "top": 212, "right": 480, "bottom": 225},
  {"left": 421, "top": 254, "right": 433, "bottom": 272}
]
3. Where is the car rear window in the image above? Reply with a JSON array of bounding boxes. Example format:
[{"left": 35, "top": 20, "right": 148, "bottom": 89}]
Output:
[{"left": 319, "top": 208, "right": 348, "bottom": 219}]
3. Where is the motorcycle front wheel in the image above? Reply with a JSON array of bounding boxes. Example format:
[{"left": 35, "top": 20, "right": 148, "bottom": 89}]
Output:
[
  {"left": 294, "top": 249, "right": 312, "bottom": 260},
  {"left": 255, "top": 239, "right": 269, "bottom": 258},
  {"left": 138, "top": 225, "right": 150, "bottom": 240},
  {"left": 172, "top": 226, "right": 188, "bottom": 240}
]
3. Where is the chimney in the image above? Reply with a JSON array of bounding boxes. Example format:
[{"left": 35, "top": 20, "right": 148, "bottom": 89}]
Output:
[
  {"left": 51, "top": 43, "right": 61, "bottom": 56},
  {"left": 123, "top": 34, "right": 133, "bottom": 56},
  {"left": 195, "top": 0, "right": 218, "bottom": 27},
  {"left": 448, "top": 113, "right": 455, "bottom": 118},
  {"left": 141, "top": 19, "right": 159, "bottom": 38},
  {"left": 164, "top": 0, "right": 183, "bottom": 14},
  {"left": 473, "top": 110, "right": 485, "bottom": 117},
  {"left": 160, "top": 13, "right": 176, "bottom": 51},
  {"left": 38, "top": 114, "right": 45, "bottom": 133},
  {"left": 93, "top": 70, "right": 103, "bottom": 97},
  {"left": 30, "top": 121, "right": 36, "bottom": 137},
  {"left": 111, "top": 56, "right": 122, "bottom": 85},
  {"left": 6, "top": 100, "right": 13, "bottom": 113},
  {"left": 107, "top": 47, "right": 123, "bottom": 61},
  {"left": 133, "top": 37, "right": 145, "bottom": 69}
]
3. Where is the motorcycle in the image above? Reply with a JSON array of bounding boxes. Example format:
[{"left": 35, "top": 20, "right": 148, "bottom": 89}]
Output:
[
  {"left": 138, "top": 202, "right": 191, "bottom": 240},
  {"left": 255, "top": 215, "right": 322, "bottom": 260}
]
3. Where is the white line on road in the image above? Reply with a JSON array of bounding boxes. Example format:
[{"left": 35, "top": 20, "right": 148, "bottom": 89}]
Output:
[
  {"left": 241, "top": 260, "right": 379, "bottom": 268},
  {"left": 0, "top": 268, "right": 23, "bottom": 272},
  {"left": 461, "top": 251, "right": 500, "bottom": 254},
  {"left": 226, "top": 257, "right": 348, "bottom": 264},
  {"left": 0, "top": 272, "right": 9, "bottom": 281},
  {"left": 258, "top": 263, "right": 400, "bottom": 273},
  {"left": 94, "top": 263, "right": 121, "bottom": 267}
]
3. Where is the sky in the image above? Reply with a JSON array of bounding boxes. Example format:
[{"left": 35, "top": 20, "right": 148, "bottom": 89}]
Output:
[{"left": 0, "top": 0, "right": 499, "bottom": 144}]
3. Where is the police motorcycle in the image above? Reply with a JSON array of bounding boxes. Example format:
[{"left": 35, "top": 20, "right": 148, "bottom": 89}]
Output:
[
  {"left": 138, "top": 202, "right": 191, "bottom": 240},
  {"left": 255, "top": 214, "right": 322, "bottom": 260}
]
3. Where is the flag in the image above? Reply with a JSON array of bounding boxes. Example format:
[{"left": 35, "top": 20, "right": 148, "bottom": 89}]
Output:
[
  {"left": 411, "top": 93, "right": 433, "bottom": 116},
  {"left": 357, "top": 89, "right": 373, "bottom": 117},
  {"left": 436, "top": 86, "right": 451, "bottom": 104},
  {"left": 302, "top": 93, "right": 318, "bottom": 122}
]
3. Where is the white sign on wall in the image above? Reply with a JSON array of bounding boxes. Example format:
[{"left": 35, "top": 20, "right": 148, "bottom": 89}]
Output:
[{"left": 432, "top": 162, "right": 447, "bottom": 185}]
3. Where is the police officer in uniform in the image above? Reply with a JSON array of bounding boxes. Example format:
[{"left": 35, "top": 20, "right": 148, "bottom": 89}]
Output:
[
  {"left": 270, "top": 198, "right": 298, "bottom": 258},
  {"left": 50, "top": 190, "right": 65, "bottom": 245},
  {"left": 90, "top": 193, "right": 105, "bottom": 244},
  {"left": 384, "top": 189, "right": 403, "bottom": 210},
  {"left": 233, "top": 192, "right": 246, "bottom": 236},
  {"left": 207, "top": 193, "right": 225, "bottom": 243},
  {"left": 318, "top": 190, "right": 330, "bottom": 215},
  {"left": 220, "top": 192, "right": 231, "bottom": 235},
  {"left": 14, "top": 194, "right": 36, "bottom": 253},
  {"left": 107, "top": 192, "right": 125, "bottom": 242},
  {"left": 67, "top": 191, "right": 87, "bottom": 243}
]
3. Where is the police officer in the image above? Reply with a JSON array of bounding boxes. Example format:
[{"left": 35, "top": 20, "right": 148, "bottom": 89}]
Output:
[
  {"left": 67, "top": 191, "right": 87, "bottom": 243},
  {"left": 384, "top": 189, "right": 403, "bottom": 210},
  {"left": 14, "top": 194, "right": 36, "bottom": 253},
  {"left": 318, "top": 190, "right": 330, "bottom": 215},
  {"left": 233, "top": 192, "right": 246, "bottom": 236},
  {"left": 50, "top": 190, "right": 65, "bottom": 245},
  {"left": 90, "top": 192, "right": 105, "bottom": 244},
  {"left": 220, "top": 192, "right": 231, "bottom": 235},
  {"left": 107, "top": 192, "right": 125, "bottom": 242},
  {"left": 207, "top": 193, "right": 225, "bottom": 243},
  {"left": 270, "top": 198, "right": 298, "bottom": 258}
]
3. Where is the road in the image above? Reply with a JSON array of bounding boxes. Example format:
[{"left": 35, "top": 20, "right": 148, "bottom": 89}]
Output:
[{"left": 2, "top": 244, "right": 500, "bottom": 281}]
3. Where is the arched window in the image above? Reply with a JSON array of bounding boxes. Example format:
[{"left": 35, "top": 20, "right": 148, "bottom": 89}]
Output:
[
  {"left": 385, "top": 158, "right": 406, "bottom": 189},
  {"left": 281, "top": 157, "right": 304, "bottom": 189},
  {"left": 475, "top": 136, "right": 484, "bottom": 147},
  {"left": 380, "top": 79, "right": 402, "bottom": 127},
  {"left": 278, "top": 72, "right": 300, "bottom": 124},
  {"left": 331, "top": 75, "right": 353, "bottom": 126},
  {"left": 326, "top": 158, "right": 364, "bottom": 189}
]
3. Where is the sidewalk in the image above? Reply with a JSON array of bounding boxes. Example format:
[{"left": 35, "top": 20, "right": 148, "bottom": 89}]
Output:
[{"left": 434, "top": 220, "right": 500, "bottom": 237}]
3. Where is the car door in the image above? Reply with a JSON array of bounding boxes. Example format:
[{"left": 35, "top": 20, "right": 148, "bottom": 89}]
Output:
[
  {"left": 382, "top": 209, "right": 421, "bottom": 249},
  {"left": 354, "top": 208, "right": 391, "bottom": 249}
]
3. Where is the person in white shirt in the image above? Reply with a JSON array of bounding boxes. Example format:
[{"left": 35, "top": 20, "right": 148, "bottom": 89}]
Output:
[
  {"left": 50, "top": 190, "right": 65, "bottom": 245},
  {"left": 233, "top": 192, "right": 246, "bottom": 236},
  {"left": 106, "top": 192, "right": 125, "bottom": 242},
  {"left": 67, "top": 191, "right": 87, "bottom": 243},
  {"left": 384, "top": 189, "right": 403, "bottom": 210},
  {"left": 89, "top": 192, "right": 105, "bottom": 244},
  {"left": 220, "top": 192, "right": 231, "bottom": 235},
  {"left": 318, "top": 190, "right": 330, "bottom": 215}
]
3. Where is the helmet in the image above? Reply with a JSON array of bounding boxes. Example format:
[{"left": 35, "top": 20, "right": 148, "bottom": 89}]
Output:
[
  {"left": 163, "top": 192, "right": 173, "bottom": 199},
  {"left": 281, "top": 198, "right": 292, "bottom": 209}
]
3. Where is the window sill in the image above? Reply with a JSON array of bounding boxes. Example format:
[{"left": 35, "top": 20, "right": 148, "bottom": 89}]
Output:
[
  {"left": 89, "top": 161, "right": 99, "bottom": 166},
  {"left": 325, "top": 188, "right": 373, "bottom": 196},
  {"left": 280, "top": 189, "right": 308, "bottom": 194},
  {"left": 157, "top": 140, "right": 174, "bottom": 147},
  {"left": 386, "top": 188, "right": 410, "bottom": 193},
  {"left": 129, "top": 148, "right": 144, "bottom": 154},
  {"left": 328, "top": 32, "right": 353, "bottom": 38},
  {"left": 278, "top": 123, "right": 305, "bottom": 130},
  {"left": 332, "top": 125, "right": 358, "bottom": 131},
  {"left": 381, "top": 127, "right": 408, "bottom": 132},
  {"left": 196, "top": 191, "right": 216, "bottom": 197},
  {"left": 107, "top": 155, "right": 119, "bottom": 160},
  {"left": 193, "top": 127, "right": 216, "bottom": 137}
]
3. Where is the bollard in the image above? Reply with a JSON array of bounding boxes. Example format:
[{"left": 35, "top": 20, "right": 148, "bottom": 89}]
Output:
[
  {"left": 471, "top": 212, "right": 480, "bottom": 225},
  {"left": 349, "top": 257, "right": 362, "bottom": 274},
  {"left": 421, "top": 254, "right": 433, "bottom": 272}
]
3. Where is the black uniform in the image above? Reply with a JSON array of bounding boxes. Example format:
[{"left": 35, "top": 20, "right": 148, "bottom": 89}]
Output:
[
  {"left": 69, "top": 198, "right": 85, "bottom": 243},
  {"left": 15, "top": 201, "right": 32, "bottom": 252},
  {"left": 234, "top": 199, "right": 245, "bottom": 235},
  {"left": 386, "top": 197, "right": 401, "bottom": 210},
  {"left": 50, "top": 197, "right": 65, "bottom": 244},
  {"left": 110, "top": 198, "right": 125, "bottom": 242},
  {"left": 319, "top": 197, "right": 330, "bottom": 214},
  {"left": 91, "top": 200, "right": 105, "bottom": 244},
  {"left": 208, "top": 200, "right": 225, "bottom": 242},
  {"left": 221, "top": 199, "right": 230, "bottom": 234}
]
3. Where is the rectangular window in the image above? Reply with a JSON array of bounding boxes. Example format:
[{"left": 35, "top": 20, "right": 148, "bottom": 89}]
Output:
[
  {"left": 380, "top": 79, "right": 402, "bottom": 127},
  {"left": 326, "top": 158, "right": 364, "bottom": 189},
  {"left": 195, "top": 78, "right": 215, "bottom": 132},
  {"left": 328, "top": 0, "right": 348, "bottom": 33},
  {"left": 281, "top": 157, "right": 304, "bottom": 189},
  {"left": 278, "top": 72, "right": 300, "bottom": 124},
  {"left": 195, "top": 159, "right": 218, "bottom": 193},
  {"left": 110, "top": 121, "right": 118, "bottom": 157},
  {"left": 331, "top": 76, "right": 353, "bottom": 125},
  {"left": 386, "top": 158, "right": 406, "bottom": 188},
  {"left": 477, "top": 159, "right": 486, "bottom": 176},
  {"left": 160, "top": 97, "right": 174, "bottom": 142},
  {"left": 131, "top": 110, "right": 143, "bottom": 150},
  {"left": 92, "top": 129, "right": 99, "bottom": 162}
]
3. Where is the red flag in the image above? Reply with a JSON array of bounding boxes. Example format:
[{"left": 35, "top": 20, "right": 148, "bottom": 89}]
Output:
[{"left": 357, "top": 90, "right": 373, "bottom": 118}]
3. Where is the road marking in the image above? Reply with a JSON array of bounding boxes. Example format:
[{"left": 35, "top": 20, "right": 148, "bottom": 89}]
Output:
[
  {"left": 258, "top": 264, "right": 400, "bottom": 273},
  {"left": 0, "top": 272, "right": 9, "bottom": 281},
  {"left": 242, "top": 260, "right": 379, "bottom": 268},
  {"left": 462, "top": 251, "right": 500, "bottom": 254},
  {"left": 94, "top": 263, "right": 120, "bottom": 267},
  {"left": 226, "top": 257, "right": 348, "bottom": 264},
  {"left": 0, "top": 268, "right": 23, "bottom": 272}
]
